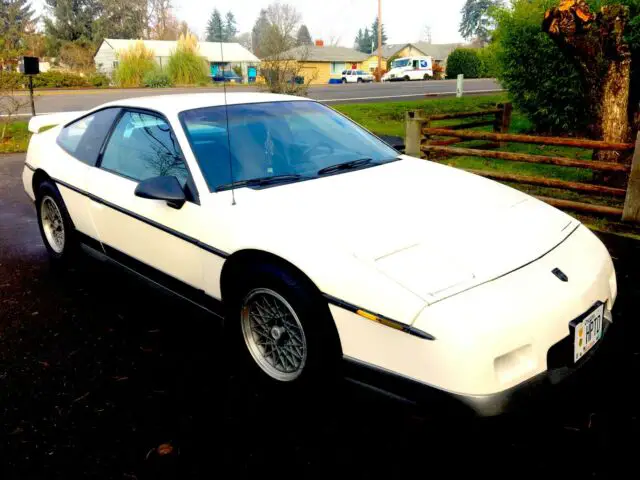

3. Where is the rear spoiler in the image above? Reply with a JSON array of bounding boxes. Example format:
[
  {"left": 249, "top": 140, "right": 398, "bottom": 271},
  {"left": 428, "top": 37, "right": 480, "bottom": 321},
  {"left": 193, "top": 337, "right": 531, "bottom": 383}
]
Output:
[{"left": 28, "top": 111, "right": 86, "bottom": 134}]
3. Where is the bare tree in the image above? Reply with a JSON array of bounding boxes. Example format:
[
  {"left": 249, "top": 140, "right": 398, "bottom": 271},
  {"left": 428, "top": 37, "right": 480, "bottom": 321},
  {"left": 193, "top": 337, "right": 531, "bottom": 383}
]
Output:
[
  {"left": 327, "top": 35, "right": 342, "bottom": 47},
  {"left": 258, "top": 3, "right": 315, "bottom": 95},
  {"left": 0, "top": 72, "right": 29, "bottom": 140},
  {"left": 236, "top": 32, "right": 252, "bottom": 51}
]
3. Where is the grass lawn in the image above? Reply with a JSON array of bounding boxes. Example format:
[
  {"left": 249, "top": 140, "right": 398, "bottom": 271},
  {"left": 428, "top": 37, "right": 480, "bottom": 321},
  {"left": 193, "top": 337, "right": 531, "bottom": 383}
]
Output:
[{"left": 0, "top": 121, "right": 30, "bottom": 154}]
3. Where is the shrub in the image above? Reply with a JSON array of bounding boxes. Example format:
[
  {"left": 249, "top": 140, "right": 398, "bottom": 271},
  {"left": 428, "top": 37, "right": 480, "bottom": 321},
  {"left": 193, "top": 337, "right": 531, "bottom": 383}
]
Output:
[
  {"left": 446, "top": 48, "right": 483, "bottom": 79},
  {"left": 493, "top": 0, "right": 589, "bottom": 133},
  {"left": 477, "top": 45, "right": 501, "bottom": 78},
  {"left": 167, "top": 33, "right": 209, "bottom": 86},
  {"left": 115, "top": 41, "right": 157, "bottom": 88},
  {"left": 32, "top": 71, "right": 90, "bottom": 88},
  {"left": 143, "top": 69, "right": 173, "bottom": 88},
  {"left": 88, "top": 73, "right": 110, "bottom": 88}
]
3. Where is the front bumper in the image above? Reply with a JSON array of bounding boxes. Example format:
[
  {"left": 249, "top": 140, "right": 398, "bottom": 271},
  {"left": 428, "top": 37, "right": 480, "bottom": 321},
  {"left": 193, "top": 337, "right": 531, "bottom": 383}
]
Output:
[{"left": 343, "top": 313, "right": 613, "bottom": 416}]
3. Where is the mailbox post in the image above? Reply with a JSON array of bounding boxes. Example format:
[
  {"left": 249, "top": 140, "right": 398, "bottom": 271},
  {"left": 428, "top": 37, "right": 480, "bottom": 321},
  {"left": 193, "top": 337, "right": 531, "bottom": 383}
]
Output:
[{"left": 19, "top": 56, "right": 39, "bottom": 116}]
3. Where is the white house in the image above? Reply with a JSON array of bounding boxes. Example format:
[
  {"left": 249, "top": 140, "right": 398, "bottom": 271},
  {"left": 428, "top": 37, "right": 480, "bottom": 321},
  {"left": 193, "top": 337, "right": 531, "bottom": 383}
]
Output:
[{"left": 94, "top": 39, "right": 260, "bottom": 82}]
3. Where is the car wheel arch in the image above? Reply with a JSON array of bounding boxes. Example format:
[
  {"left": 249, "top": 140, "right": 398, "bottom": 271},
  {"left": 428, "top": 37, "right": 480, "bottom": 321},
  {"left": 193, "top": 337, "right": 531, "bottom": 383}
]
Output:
[
  {"left": 219, "top": 249, "right": 341, "bottom": 345},
  {"left": 32, "top": 168, "right": 52, "bottom": 196}
]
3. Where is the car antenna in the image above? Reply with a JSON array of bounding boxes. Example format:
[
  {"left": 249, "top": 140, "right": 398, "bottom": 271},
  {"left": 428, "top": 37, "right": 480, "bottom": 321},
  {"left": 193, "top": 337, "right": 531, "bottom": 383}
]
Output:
[{"left": 219, "top": 40, "right": 236, "bottom": 206}]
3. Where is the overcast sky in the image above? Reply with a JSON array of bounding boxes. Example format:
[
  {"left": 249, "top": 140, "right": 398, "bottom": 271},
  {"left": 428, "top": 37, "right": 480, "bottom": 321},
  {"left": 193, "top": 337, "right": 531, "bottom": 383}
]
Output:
[{"left": 34, "top": 0, "right": 467, "bottom": 46}]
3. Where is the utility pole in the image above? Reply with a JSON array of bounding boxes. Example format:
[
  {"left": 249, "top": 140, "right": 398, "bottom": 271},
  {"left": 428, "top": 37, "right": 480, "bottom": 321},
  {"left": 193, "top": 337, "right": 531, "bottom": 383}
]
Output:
[{"left": 377, "top": 0, "right": 382, "bottom": 81}]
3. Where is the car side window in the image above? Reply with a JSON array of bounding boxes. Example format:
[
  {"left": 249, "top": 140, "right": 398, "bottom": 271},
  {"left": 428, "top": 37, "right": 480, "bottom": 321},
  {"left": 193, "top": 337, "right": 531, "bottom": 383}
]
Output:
[
  {"left": 100, "top": 111, "right": 189, "bottom": 186},
  {"left": 57, "top": 108, "right": 121, "bottom": 166}
]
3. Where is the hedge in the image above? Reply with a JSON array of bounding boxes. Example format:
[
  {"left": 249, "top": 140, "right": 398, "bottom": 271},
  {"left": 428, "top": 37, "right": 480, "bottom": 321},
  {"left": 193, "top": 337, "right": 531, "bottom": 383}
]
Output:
[
  {"left": 446, "top": 48, "right": 483, "bottom": 79},
  {"left": 0, "top": 71, "right": 110, "bottom": 89}
]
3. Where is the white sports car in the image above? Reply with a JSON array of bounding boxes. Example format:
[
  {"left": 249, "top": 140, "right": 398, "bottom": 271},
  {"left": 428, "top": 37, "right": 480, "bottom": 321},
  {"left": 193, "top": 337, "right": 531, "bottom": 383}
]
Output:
[{"left": 22, "top": 93, "right": 616, "bottom": 415}]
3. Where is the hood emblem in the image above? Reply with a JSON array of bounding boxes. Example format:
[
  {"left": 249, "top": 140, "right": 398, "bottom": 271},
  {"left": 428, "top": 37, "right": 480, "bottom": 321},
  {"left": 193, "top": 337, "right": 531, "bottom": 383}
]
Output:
[{"left": 552, "top": 268, "right": 568, "bottom": 282}]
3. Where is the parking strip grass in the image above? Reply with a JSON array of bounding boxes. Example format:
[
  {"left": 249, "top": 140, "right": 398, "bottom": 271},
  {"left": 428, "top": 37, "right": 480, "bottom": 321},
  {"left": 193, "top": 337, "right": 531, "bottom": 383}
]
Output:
[{"left": 0, "top": 121, "right": 29, "bottom": 154}]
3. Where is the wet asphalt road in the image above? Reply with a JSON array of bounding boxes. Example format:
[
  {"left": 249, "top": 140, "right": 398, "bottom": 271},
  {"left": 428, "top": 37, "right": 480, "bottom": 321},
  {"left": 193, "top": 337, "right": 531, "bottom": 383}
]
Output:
[
  {"left": 16, "top": 78, "right": 502, "bottom": 115},
  {"left": 1, "top": 152, "right": 640, "bottom": 479}
]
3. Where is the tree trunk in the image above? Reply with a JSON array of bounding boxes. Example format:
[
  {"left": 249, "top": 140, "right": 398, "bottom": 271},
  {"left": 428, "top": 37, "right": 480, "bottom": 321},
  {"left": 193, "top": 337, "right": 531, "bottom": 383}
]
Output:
[{"left": 543, "top": 0, "right": 632, "bottom": 166}]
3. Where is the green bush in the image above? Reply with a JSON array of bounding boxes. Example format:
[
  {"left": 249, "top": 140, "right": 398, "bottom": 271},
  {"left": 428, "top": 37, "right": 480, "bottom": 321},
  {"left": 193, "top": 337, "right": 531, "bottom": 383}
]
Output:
[
  {"left": 115, "top": 41, "right": 157, "bottom": 88},
  {"left": 143, "top": 69, "right": 173, "bottom": 88},
  {"left": 167, "top": 33, "right": 209, "bottom": 86},
  {"left": 477, "top": 45, "right": 501, "bottom": 78},
  {"left": 88, "top": 73, "right": 110, "bottom": 88},
  {"left": 446, "top": 48, "right": 483, "bottom": 79},
  {"left": 32, "top": 71, "right": 90, "bottom": 88},
  {"left": 493, "top": 0, "right": 589, "bottom": 134}
]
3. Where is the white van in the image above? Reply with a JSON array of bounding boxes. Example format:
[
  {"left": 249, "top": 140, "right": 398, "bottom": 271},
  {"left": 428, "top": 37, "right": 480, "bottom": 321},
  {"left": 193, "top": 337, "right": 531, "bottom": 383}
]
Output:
[{"left": 382, "top": 56, "right": 433, "bottom": 82}]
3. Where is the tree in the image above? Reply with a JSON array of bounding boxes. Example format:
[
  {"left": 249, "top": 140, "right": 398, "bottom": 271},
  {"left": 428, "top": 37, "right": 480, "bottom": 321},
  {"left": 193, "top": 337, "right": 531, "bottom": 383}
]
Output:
[
  {"left": 459, "top": 0, "right": 500, "bottom": 44},
  {"left": 236, "top": 31, "right": 252, "bottom": 51},
  {"left": 44, "top": 0, "right": 98, "bottom": 47},
  {"left": 251, "top": 9, "right": 270, "bottom": 57},
  {"left": 93, "top": 0, "right": 147, "bottom": 41},
  {"left": 354, "top": 27, "right": 372, "bottom": 53},
  {"left": 0, "top": 0, "right": 36, "bottom": 67},
  {"left": 542, "top": 0, "right": 636, "bottom": 164},
  {"left": 371, "top": 16, "right": 387, "bottom": 51},
  {"left": 0, "top": 71, "right": 29, "bottom": 140},
  {"left": 147, "top": 0, "right": 181, "bottom": 40},
  {"left": 225, "top": 11, "right": 237, "bottom": 41},
  {"left": 296, "top": 24, "right": 312, "bottom": 45},
  {"left": 206, "top": 8, "right": 224, "bottom": 42}
]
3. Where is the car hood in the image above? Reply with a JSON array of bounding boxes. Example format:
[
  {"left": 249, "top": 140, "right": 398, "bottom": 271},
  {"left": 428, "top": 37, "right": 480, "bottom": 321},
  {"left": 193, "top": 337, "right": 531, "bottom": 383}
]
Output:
[{"left": 231, "top": 157, "right": 577, "bottom": 304}]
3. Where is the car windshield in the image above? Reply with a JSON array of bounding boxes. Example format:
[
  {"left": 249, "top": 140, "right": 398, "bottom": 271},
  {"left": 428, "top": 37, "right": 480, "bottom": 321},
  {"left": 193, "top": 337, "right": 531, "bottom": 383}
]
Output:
[
  {"left": 392, "top": 59, "right": 410, "bottom": 68},
  {"left": 180, "top": 101, "right": 398, "bottom": 191}
]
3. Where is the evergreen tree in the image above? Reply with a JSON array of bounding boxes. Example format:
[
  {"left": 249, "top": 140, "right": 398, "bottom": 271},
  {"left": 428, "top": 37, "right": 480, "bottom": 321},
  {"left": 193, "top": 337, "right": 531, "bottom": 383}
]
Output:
[
  {"left": 44, "top": 0, "right": 98, "bottom": 44},
  {"left": 0, "top": 0, "right": 35, "bottom": 65},
  {"left": 251, "top": 8, "right": 270, "bottom": 57},
  {"left": 296, "top": 24, "right": 312, "bottom": 45},
  {"left": 205, "top": 8, "right": 224, "bottom": 42},
  {"left": 224, "top": 11, "right": 237, "bottom": 41},
  {"left": 459, "top": 0, "right": 500, "bottom": 44},
  {"left": 370, "top": 16, "right": 387, "bottom": 52}
]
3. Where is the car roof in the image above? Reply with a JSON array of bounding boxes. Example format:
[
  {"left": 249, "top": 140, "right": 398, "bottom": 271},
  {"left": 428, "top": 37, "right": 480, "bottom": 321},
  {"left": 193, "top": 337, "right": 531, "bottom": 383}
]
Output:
[{"left": 99, "top": 92, "right": 312, "bottom": 116}]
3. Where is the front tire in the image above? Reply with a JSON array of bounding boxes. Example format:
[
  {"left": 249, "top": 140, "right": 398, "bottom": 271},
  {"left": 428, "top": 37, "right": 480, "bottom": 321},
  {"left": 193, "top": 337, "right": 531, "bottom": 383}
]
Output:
[
  {"left": 341, "top": 78, "right": 347, "bottom": 84},
  {"left": 404, "top": 75, "right": 411, "bottom": 81},
  {"left": 357, "top": 77, "right": 363, "bottom": 83},
  {"left": 36, "top": 180, "right": 78, "bottom": 266},
  {"left": 228, "top": 263, "right": 340, "bottom": 386}
]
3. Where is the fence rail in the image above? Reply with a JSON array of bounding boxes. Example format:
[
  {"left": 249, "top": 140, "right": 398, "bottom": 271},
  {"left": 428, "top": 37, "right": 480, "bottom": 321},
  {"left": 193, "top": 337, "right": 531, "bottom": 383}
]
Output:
[{"left": 405, "top": 105, "right": 640, "bottom": 223}]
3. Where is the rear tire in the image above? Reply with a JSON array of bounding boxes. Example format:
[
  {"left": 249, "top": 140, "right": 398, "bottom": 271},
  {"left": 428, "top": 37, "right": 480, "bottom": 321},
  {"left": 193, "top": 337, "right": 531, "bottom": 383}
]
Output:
[
  {"left": 357, "top": 77, "right": 363, "bottom": 83},
  {"left": 226, "top": 262, "right": 341, "bottom": 387},
  {"left": 341, "top": 78, "right": 347, "bottom": 84},
  {"left": 35, "top": 180, "right": 79, "bottom": 267}
]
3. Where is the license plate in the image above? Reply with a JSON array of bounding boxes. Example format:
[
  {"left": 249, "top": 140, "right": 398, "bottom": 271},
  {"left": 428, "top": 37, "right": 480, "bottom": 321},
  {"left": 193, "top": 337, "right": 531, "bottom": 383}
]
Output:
[{"left": 573, "top": 304, "right": 604, "bottom": 363}]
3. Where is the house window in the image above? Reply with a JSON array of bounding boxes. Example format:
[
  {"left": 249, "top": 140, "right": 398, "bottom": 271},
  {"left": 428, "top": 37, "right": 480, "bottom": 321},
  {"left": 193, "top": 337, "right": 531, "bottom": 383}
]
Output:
[{"left": 330, "top": 62, "right": 346, "bottom": 74}]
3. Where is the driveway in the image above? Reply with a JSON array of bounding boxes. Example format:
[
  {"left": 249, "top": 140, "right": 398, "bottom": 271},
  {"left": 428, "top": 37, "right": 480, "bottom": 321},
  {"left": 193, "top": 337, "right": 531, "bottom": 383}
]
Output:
[
  {"left": 1, "top": 153, "right": 639, "bottom": 479},
  {"left": 14, "top": 78, "right": 502, "bottom": 115}
]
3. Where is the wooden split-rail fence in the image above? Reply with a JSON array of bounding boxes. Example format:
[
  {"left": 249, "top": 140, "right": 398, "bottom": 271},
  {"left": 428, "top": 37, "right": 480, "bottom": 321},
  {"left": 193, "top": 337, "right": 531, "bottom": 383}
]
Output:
[{"left": 404, "top": 104, "right": 640, "bottom": 223}]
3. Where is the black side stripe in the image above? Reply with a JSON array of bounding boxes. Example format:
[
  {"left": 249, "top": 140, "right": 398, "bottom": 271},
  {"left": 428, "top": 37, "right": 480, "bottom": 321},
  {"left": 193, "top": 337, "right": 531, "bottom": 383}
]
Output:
[
  {"left": 323, "top": 293, "right": 435, "bottom": 341},
  {"left": 52, "top": 177, "right": 229, "bottom": 259},
  {"left": 25, "top": 162, "right": 36, "bottom": 171}
]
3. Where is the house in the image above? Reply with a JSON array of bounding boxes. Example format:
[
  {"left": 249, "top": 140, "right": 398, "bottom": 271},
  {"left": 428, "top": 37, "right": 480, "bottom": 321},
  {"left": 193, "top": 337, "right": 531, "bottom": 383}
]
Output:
[
  {"left": 362, "top": 54, "right": 387, "bottom": 73},
  {"left": 94, "top": 39, "right": 260, "bottom": 82},
  {"left": 272, "top": 43, "right": 370, "bottom": 84},
  {"left": 380, "top": 42, "right": 462, "bottom": 66}
]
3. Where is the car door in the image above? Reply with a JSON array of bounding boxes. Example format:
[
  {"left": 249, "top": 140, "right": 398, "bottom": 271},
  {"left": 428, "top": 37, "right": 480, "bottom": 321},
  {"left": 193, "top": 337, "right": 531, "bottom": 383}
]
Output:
[
  {"left": 86, "top": 108, "right": 205, "bottom": 292},
  {"left": 49, "top": 108, "right": 123, "bottom": 241}
]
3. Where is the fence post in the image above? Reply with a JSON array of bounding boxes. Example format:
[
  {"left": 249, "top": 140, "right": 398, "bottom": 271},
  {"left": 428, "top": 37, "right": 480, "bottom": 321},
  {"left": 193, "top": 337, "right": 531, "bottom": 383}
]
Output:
[
  {"left": 622, "top": 132, "right": 640, "bottom": 222},
  {"left": 456, "top": 74, "right": 464, "bottom": 98},
  {"left": 495, "top": 103, "right": 513, "bottom": 148},
  {"left": 405, "top": 110, "right": 425, "bottom": 158}
]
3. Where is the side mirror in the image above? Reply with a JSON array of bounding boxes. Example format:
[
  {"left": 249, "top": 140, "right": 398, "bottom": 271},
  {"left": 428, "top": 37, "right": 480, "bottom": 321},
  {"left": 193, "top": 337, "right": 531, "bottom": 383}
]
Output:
[{"left": 134, "top": 176, "right": 186, "bottom": 209}]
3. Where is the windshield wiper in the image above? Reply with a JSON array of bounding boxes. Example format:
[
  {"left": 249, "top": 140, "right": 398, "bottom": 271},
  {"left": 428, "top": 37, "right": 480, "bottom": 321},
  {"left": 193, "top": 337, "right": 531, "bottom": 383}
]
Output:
[
  {"left": 317, "top": 158, "right": 374, "bottom": 176},
  {"left": 215, "top": 174, "right": 306, "bottom": 192}
]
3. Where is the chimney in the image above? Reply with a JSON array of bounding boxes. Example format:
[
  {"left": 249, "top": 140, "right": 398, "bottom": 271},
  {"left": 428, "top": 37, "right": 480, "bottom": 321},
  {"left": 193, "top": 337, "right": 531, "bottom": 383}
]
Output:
[{"left": 315, "top": 40, "right": 324, "bottom": 47}]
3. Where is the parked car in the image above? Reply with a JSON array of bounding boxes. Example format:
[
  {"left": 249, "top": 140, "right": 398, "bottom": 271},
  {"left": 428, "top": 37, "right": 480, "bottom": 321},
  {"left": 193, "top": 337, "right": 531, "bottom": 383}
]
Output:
[
  {"left": 382, "top": 56, "right": 433, "bottom": 81},
  {"left": 23, "top": 93, "right": 616, "bottom": 416},
  {"left": 211, "top": 70, "right": 242, "bottom": 83},
  {"left": 341, "top": 69, "right": 374, "bottom": 83}
]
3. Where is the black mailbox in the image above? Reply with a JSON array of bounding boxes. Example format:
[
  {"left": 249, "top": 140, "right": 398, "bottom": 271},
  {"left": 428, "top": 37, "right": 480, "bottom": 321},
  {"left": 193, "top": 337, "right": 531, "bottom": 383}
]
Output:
[{"left": 19, "top": 56, "right": 40, "bottom": 75}]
